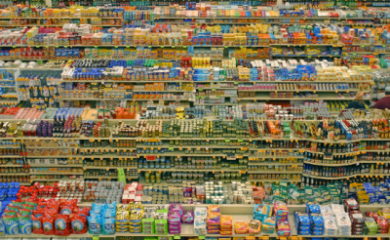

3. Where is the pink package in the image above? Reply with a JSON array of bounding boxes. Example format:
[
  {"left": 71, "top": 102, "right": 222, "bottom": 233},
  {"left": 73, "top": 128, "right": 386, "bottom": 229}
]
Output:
[
  {"left": 170, "top": 204, "right": 183, "bottom": 216},
  {"left": 207, "top": 205, "right": 220, "bottom": 213}
]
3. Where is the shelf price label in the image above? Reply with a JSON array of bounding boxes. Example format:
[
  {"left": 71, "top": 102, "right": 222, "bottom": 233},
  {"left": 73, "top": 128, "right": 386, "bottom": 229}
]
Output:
[
  {"left": 93, "top": 236, "right": 99, "bottom": 240},
  {"left": 198, "top": 236, "right": 206, "bottom": 239},
  {"left": 174, "top": 235, "right": 181, "bottom": 239}
]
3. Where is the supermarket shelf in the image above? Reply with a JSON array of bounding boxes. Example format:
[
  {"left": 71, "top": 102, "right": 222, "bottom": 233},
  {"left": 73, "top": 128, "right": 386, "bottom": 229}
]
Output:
[
  {"left": 84, "top": 175, "right": 138, "bottom": 179},
  {"left": 359, "top": 161, "right": 390, "bottom": 164},
  {"left": 0, "top": 163, "right": 25, "bottom": 167},
  {"left": 272, "top": 54, "right": 340, "bottom": 58},
  {"left": 138, "top": 168, "right": 243, "bottom": 172},
  {"left": 155, "top": 16, "right": 374, "bottom": 20},
  {"left": 58, "top": 79, "right": 374, "bottom": 84},
  {"left": 31, "top": 178, "right": 83, "bottom": 181},
  {"left": 249, "top": 179, "right": 301, "bottom": 182},
  {"left": 247, "top": 170, "right": 302, "bottom": 174},
  {"left": 0, "top": 155, "right": 22, "bottom": 158},
  {"left": 0, "top": 24, "right": 122, "bottom": 27},
  {"left": 84, "top": 166, "right": 137, "bottom": 169},
  {"left": 0, "top": 145, "right": 21, "bottom": 149},
  {"left": 61, "top": 80, "right": 194, "bottom": 83},
  {"left": 30, "top": 164, "right": 83, "bottom": 167},
  {"left": 30, "top": 172, "right": 83, "bottom": 175},
  {"left": 27, "top": 155, "right": 75, "bottom": 158},
  {"left": 1, "top": 173, "right": 29, "bottom": 176},
  {"left": 247, "top": 155, "right": 304, "bottom": 159},
  {"left": 25, "top": 146, "right": 79, "bottom": 149},
  {"left": 301, "top": 173, "right": 390, "bottom": 179},
  {"left": 137, "top": 152, "right": 229, "bottom": 157},
  {"left": 248, "top": 162, "right": 303, "bottom": 166},
  {"left": 0, "top": 17, "right": 122, "bottom": 19},
  {"left": 238, "top": 88, "right": 361, "bottom": 92},
  {"left": 303, "top": 161, "right": 358, "bottom": 166},
  {"left": 238, "top": 96, "right": 356, "bottom": 101}
]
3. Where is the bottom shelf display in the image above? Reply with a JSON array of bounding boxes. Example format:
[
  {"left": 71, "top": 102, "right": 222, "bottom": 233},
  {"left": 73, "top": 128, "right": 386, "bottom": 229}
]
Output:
[{"left": 1, "top": 180, "right": 390, "bottom": 239}]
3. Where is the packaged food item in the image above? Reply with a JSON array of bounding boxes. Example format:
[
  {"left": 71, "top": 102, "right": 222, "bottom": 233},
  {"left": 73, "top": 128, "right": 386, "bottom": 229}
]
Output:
[
  {"left": 70, "top": 214, "right": 87, "bottom": 234},
  {"left": 3, "top": 215, "right": 19, "bottom": 235},
  {"left": 248, "top": 219, "right": 261, "bottom": 234},
  {"left": 54, "top": 214, "right": 71, "bottom": 236},
  {"left": 87, "top": 214, "right": 102, "bottom": 234},
  {"left": 276, "top": 220, "right": 291, "bottom": 236},
  {"left": 234, "top": 220, "right": 248, "bottom": 234},
  {"left": 262, "top": 217, "right": 276, "bottom": 234},
  {"left": 42, "top": 214, "right": 54, "bottom": 235},
  {"left": 32, "top": 215, "right": 43, "bottom": 234},
  {"left": 253, "top": 204, "right": 271, "bottom": 222},
  {"left": 181, "top": 211, "right": 194, "bottom": 224},
  {"left": 17, "top": 213, "right": 32, "bottom": 235},
  {"left": 220, "top": 215, "right": 233, "bottom": 235},
  {"left": 364, "top": 217, "right": 379, "bottom": 235}
]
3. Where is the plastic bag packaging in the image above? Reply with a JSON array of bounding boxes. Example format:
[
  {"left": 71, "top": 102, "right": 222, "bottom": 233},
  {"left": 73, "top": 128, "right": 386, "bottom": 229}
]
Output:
[
  {"left": 181, "top": 211, "right": 194, "bottom": 224},
  {"left": 32, "top": 215, "right": 43, "bottom": 234},
  {"left": 248, "top": 219, "right": 261, "bottom": 234},
  {"left": 102, "top": 218, "right": 115, "bottom": 235},
  {"left": 87, "top": 214, "right": 101, "bottom": 234},
  {"left": 17, "top": 213, "right": 32, "bottom": 235},
  {"left": 42, "top": 214, "right": 54, "bottom": 235},
  {"left": 54, "top": 214, "right": 71, "bottom": 236},
  {"left": 234, "top": 221, "right": 248, "bottom": 234},
  {"left": 70, "top": 214, "right": 87, "bottom": 234},
  {"left": 3, "top": 215, "right": 19, "bottom": 235}
]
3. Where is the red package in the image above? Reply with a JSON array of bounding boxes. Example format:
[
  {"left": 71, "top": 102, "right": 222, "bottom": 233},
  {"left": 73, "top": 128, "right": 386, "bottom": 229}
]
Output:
[
  {"left": 32, "top": 215, "right": 43, "bottom": 234},
  {"left": 33, "top": 210, "right": 45, "bottom": 219},
  {"left": 54, "top": 214, "right": 71, "bottom": 236},
  {"left": 60, "top": 205, "right": 74, "bottom": 215},
  {"left": 70, "top": 214, "right": 87, "bottom": 234},
  {"left": 42, "top": 214, "right": 54, "bottom": 235},
  {"left": 376, "top": 216, "right": 389, "bottom": 230}
]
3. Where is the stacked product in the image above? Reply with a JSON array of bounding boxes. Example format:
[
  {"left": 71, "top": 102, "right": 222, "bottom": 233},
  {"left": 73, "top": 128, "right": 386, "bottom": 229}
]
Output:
[
  {"left": 332, "top": 204, "right": 352, "bottom": 236},
  {"left": 274, "top": 201, "right": 290, "bottom": 236},
  {"left": 295, "top": 212, "right": 310, "bottom": 235},
  {"left": 344, "top": 198, "right": 364, "bottom": 236},
  {"left": 220, "top": 215, "right": 233, "bottom": 235},
  {"left": 194, "top": 207, "right": 207, "bottom": 235},
  {"left": 364, "top": 217, "right": 379, "bottom": 235},
  {"left": 168, "top": 204, "right": 182, "bottom": 234},
  {"left": 321, "top": 205, "right": 337, "bottom": 236},
  {"left": 89, "top": 202, "right": 116, "bottom": 235},
  {"left": 32, "top": 199, "right": 89, "bottom": 236},
  {"left": 206, "top": 205, "right": 220, "bottom": 234},
  {"left": 142, "top": 206, "right": 156, "bottom": 234}
]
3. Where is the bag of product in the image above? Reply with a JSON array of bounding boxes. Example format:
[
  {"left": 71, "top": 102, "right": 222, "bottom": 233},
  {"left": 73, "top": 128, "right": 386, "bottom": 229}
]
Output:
[
  {"left": 54, "top": 214, "right": 71, "bottom": 236},
  {"left": 17, "top": 213, "right": 32, "bottom": 235},
  {"left": 32, "top": 215, "right": 43, "bottom": 234},
  {"left": 70, "top": 214, "right": 87, "bottom": 234},
  {"left": 42, "top": 214, "right": 55, "bottom": 235},
  {"left": 181, "top": 211, "right": 194, "bottom": 224},
  {"left": 2, "top": 215, "right": 19, "bottom": 235}
]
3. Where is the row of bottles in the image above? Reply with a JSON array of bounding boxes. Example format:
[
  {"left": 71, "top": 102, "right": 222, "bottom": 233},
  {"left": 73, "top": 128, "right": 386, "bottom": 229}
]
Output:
[{"left": 303, "top": 163, "right": 390, "bottom": 177}]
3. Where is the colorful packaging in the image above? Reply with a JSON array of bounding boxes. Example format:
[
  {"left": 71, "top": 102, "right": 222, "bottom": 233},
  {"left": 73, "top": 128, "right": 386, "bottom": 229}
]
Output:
[
  {"left": 32, "top": 215, "right": 43, "bottom": 234},
  {"left": 234, "top": 221, "right": 248, "bottom": 234},
  {"left": 42, "top": 214, "right": 55, "bottom": 235},
  {"left": 54, "top": 214, "right": 71, "bottom": 236},
  {"left": 87, "top": 214, "right": 101, "bottom": 234},
  {"left": 70, "top": 214, "right": 87, "bottom": 234},
  {"left": 3, "top": 215, "right": 19, "bottom": 235},
  {"left": 17, "top": 213, "right": 32, "bottom": 235},
  {"left": 181, "top": 211, "right": 194, "bottom": 224},
  {"left": 248, "top": 219, "right": 261, "bottom": 234}
]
